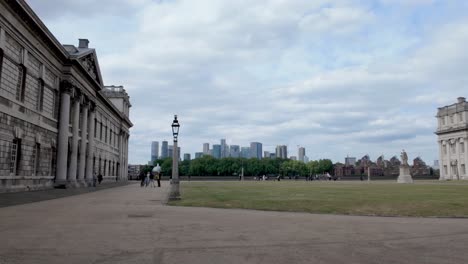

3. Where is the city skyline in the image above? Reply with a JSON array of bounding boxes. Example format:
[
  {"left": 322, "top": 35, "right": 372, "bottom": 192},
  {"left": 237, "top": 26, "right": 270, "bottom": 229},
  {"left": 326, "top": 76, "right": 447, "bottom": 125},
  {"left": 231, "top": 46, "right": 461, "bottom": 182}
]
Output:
[{"left": 26, "top": 0, "right": 468, "bottom": 165}]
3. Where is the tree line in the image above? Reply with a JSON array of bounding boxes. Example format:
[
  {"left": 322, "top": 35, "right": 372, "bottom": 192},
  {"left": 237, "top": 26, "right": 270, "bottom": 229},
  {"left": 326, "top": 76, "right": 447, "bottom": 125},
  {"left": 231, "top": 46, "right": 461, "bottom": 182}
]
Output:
[{"left": 140, "top": 156, "right": 333, "bottom": 177}]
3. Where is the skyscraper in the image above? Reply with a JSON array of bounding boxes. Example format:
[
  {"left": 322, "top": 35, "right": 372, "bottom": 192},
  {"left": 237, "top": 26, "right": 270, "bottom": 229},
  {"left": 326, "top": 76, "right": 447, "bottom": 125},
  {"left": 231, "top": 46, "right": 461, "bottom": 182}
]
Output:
[
  {"left": 241, "top": 147, "right": 251, "bottom": 158},
  {"left": 151, "top": 141, "right": 159, "bottom": 163},
  {"left": 221, "top": 139, "right": 227, "bottom": 158},
  {"left": 250, "top": 142, "right": 262, "bottom": 159},
  {"left": 161, "top": 141, "right": 169, "bottom": 159},
  {"left": 203, "top": 143, "right": 210, "bottom": 155},
  {"left": 298, "top": 147, "right": 305, "bottom": 162},
  {"left": 195, "top": 152, "right": 204, "bottom": 159},
  {"left": 275, "top": 145, "right": 288, "bottom": 159},
  {"left": 212, "top": 144, "right": 222, "bottom": 159},
  {"left": 264, "top": 151, "right": 270, "bottom": 158},
  {"left": 184, "top": 153, "right": 191, "bottom": 161},
  {"left": 229, "top": 145, "right": 240, "bottom": 158},
  {"left": 168, "top": 145, "right": 173, "bottom": 158}
]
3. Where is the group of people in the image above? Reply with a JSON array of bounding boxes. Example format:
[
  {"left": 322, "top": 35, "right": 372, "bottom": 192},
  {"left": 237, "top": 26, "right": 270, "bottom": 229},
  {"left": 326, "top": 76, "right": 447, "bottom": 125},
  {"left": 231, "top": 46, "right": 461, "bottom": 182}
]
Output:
[
  {"left": 139, "top": 163, "right": 162, "bottom": 188},
  {"left": 140, "top": 171, "right": 161, "bottom": 188}
]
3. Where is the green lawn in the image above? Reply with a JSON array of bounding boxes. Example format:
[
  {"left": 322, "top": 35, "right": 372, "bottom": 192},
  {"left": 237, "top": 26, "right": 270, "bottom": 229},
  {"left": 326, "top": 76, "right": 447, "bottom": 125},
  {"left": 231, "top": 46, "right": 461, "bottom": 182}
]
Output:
[{"left": 168, "top": 181, "right": 468, "bottom": 217}]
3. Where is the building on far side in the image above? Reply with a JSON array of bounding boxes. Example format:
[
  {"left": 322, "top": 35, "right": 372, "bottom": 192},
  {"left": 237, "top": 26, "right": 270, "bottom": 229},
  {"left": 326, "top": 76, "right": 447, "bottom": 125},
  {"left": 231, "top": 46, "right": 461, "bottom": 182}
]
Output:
[
  {"left": 203, "top": 143, "right": 210, "bottom": 155},
  {"left": 250, "top": 142, "right": 262, "bottom": 159},
  {"left": 151, "top": 141, "right": 159, "bottom": 163},
  {"left": 298, "top": 147, "right": 305, "bottom": 162},
  {"left": 275, "top": 145, "right": 288, "bottom": 159},
  {"left": 436, "top": 97, "right": 468, "bottom": 180},
  {"left": 229, "top": 145, "right": 240, "bottom": 158},
  {"left": 345, "top": 156, "right": 357, "bottom": 166},
  {"left": 183, "top": 153, "right": 191, "bottom": 161},
  {"left": 212, "top": 144, "right": 221, "bottom": 159},
  {"left": 241, "top": 147, "right": 251, "bottom": 158},
  {"left": 195, "top": 152, "right": 204, "bottom": 159},
  {"left": 161, "top": 141, "right": 169, "bottom": 159}
]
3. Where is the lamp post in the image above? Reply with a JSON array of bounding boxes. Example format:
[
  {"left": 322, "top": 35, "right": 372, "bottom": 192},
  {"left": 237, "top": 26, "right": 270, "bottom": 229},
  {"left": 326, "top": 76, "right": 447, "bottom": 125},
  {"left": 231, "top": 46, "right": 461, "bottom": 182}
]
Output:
[{"left": 169, "top": 115, "right": 180, "bottom": 201}]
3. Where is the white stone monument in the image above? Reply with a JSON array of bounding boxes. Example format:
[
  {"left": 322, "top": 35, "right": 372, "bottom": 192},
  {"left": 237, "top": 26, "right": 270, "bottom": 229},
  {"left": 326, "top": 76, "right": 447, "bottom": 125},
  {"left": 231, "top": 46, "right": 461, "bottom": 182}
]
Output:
[{"left": 397, "top": 150, "right": 413, "bottom": 183}]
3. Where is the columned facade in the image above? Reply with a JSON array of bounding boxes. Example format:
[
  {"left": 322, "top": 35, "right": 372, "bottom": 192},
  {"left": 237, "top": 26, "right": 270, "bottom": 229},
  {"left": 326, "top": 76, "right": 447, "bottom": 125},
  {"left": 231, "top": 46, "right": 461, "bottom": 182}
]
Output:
[
  {"left": 55, "top": 81, "right": 73, "bottom": 185},
  {"left": 0, "top": 0, "right": 132, "bottom": 192},
  {"left": 436, "top": 97, "right": 468, "bottom": 180}
]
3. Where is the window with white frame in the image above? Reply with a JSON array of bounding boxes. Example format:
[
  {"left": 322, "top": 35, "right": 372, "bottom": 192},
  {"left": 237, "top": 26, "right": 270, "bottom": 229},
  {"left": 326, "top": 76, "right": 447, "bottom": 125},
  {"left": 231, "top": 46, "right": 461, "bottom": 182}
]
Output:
[{"left": 10, "top": 138, "right": 21, "bottom": 175}]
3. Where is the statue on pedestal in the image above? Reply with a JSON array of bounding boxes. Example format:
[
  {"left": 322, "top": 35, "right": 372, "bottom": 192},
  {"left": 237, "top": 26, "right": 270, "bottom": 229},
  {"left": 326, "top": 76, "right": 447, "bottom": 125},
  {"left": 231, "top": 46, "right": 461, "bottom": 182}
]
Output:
[
  {"left": 397, "top": 149, "right": 413, "bottom": 183},
  {"left": 401, "top": 150, "right": 408, "bottom": 166}
]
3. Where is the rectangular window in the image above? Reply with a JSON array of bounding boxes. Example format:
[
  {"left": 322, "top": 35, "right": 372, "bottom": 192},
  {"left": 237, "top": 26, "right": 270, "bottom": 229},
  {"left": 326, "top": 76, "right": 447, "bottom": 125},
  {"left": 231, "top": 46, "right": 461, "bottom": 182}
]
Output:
[
  {"left": 105, "top": 126, "right": 107, "bottom": 143},
  {"left": 94, "top": 119, "right": 97, "bottom": 138},
  {"left": 451, "top": 144, "right": 456, "bottom": 154},
  {"left": 10, "top": 139, "right": 21, "bottom": 175},
  {"left": 459, "top": 113, "right": 463, "bottom": 122},
  {"left": 444, "top": 165, "right": 448, "bottom": 175},
  {"left": 110, "top": 130, "right": 112, "bottom": 146},
  {"left": 461, "top": 143, "right": 465, "bottom": 154},
  {"left": 100, "top": 122, "right": 103, "bottom": 140},
  {"left": 37, "top": 80, "right": 44, "bottom": 111},
  {"left": 450, "top": 115, "right": 454, "bottom": 124},
  {"left": 444, "top": 145, "right": 447, "bottom": 155},
  {"left": 104, "top": 160, "right": 107, "bottom": 176},
  {"left": 442, "top": 117, "right": 446, "bottom": 125},
  {"left": 13, "top": 64, "right": 26, "bottom": 101},
  {"left": 32, "top": 143, "right": 40, "bottom": 176},
  {"left": 462, "top": 164, "right": 466, "bottom": 175}
]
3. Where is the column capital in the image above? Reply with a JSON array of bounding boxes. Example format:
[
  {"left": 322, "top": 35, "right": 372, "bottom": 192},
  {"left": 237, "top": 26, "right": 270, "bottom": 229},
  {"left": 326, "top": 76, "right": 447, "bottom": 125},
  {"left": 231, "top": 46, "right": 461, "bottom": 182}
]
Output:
[{"left": 60, "top": 80, "right": 74, "bottom": 94}]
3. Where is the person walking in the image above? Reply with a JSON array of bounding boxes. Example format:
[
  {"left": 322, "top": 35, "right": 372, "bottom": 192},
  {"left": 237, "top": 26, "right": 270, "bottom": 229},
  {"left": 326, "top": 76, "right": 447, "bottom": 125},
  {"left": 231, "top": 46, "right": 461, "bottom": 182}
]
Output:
[
  {"left": 156, "top": 172, "right": 161, "bottom": 187},
  {"left": 145, "top": 172, "right": 150, "bottom": 187},
  {"left": 139, "top": 171, "right": 145, "bottom": 187},
  {"left": 97, "top": 173, "right": 103, "bottom": 184},
  {"left": 149, "top": 172, "right": 156, "bottom": 188},
  {"left": 152, "top": 163, "right": 162, "bottom": 188}
]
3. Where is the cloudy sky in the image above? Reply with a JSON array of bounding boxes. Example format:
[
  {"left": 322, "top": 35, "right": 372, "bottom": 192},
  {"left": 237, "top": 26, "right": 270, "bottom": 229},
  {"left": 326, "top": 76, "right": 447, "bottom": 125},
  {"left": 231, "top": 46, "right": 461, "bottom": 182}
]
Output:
[{"left": 27, "top": 0, "right": 468, "bottom": 164}]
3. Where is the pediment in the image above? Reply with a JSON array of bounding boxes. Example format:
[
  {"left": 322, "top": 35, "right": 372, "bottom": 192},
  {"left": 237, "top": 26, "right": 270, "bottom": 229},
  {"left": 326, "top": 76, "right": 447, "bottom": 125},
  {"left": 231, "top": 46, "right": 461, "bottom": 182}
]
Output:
[{"left": 78, "top": 53, "right": 102, "bottom": 86}]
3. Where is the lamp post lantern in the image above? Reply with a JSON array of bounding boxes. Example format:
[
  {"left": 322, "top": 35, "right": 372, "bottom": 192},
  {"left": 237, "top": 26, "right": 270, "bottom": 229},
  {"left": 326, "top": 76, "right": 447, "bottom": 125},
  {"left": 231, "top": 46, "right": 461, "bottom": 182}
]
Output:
[{"left": 169, "top": 115, "right": 181, "bottom": 201}]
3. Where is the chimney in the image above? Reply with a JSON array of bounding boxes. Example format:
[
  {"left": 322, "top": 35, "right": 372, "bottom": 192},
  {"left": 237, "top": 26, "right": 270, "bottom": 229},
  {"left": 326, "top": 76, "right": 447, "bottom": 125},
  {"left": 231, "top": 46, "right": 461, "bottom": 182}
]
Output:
[
  {"left": 458, "top": 97, "right": 466, "bottom": 103},
  {"left": 78, "top": 39, "right": 89, "bottom": 49}
]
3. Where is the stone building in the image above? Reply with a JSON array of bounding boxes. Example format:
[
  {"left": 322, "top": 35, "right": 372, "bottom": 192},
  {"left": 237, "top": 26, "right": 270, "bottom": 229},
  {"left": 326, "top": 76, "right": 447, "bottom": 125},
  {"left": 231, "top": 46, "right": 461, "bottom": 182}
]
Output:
[
  {"left": 436, "top": 97, "right": 468, "bottom": 180},
  {"left": 0, "top": 0, "right": 132, "bottom": 192}
]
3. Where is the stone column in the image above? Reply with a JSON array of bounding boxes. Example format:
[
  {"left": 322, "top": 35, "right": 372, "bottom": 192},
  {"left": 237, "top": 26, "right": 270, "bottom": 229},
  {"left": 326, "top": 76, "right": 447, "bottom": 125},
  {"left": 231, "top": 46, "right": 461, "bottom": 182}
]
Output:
[
  {"left": 67, "top": 93, "right": 81, "bottom": 185},
  {"left": 463, "top": 138, "right": 468, "bottom": 180},
  {"left": 55, "top": 81, "right": 73, "bottom": 186},
  {"left": 438, "top": 140, "right": 444, "bottom": 180},
  {"left": 77, "top": 101, "right": 89, "bottom": 184},
  {"left": 85, "top": 104, "right": 96, "bottom": 182}
]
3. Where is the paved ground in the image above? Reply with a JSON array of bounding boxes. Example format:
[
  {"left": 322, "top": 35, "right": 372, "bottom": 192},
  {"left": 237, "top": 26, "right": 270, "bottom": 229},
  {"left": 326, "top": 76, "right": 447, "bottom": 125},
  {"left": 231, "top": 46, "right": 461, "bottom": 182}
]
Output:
[
  {"left": 0, "top": 181, "right": 132, "bottom": 208},
  {"left": 1, "top": 183, "right": 468, "bottom": 264}
]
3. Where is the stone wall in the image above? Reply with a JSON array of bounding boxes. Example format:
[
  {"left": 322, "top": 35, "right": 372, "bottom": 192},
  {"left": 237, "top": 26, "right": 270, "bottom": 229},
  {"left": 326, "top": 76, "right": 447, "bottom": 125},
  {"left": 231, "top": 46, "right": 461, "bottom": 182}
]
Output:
[{"left": 0, "top": 112, "right": 57, "bottom": 192}]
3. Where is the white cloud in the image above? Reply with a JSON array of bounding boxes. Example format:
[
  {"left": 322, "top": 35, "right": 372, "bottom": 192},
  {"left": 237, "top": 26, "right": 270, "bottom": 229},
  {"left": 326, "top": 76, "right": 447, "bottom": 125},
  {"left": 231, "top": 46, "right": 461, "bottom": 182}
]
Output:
[{"left": 25, "top": 0, "right": 468, "bottom": 164}]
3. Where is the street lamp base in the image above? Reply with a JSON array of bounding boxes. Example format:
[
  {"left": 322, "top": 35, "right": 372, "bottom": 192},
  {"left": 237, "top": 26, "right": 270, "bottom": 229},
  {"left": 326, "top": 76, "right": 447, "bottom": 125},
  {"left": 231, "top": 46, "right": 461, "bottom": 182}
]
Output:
[{"left": 168, "top": 183, "right": 181, "bottom": 201}]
